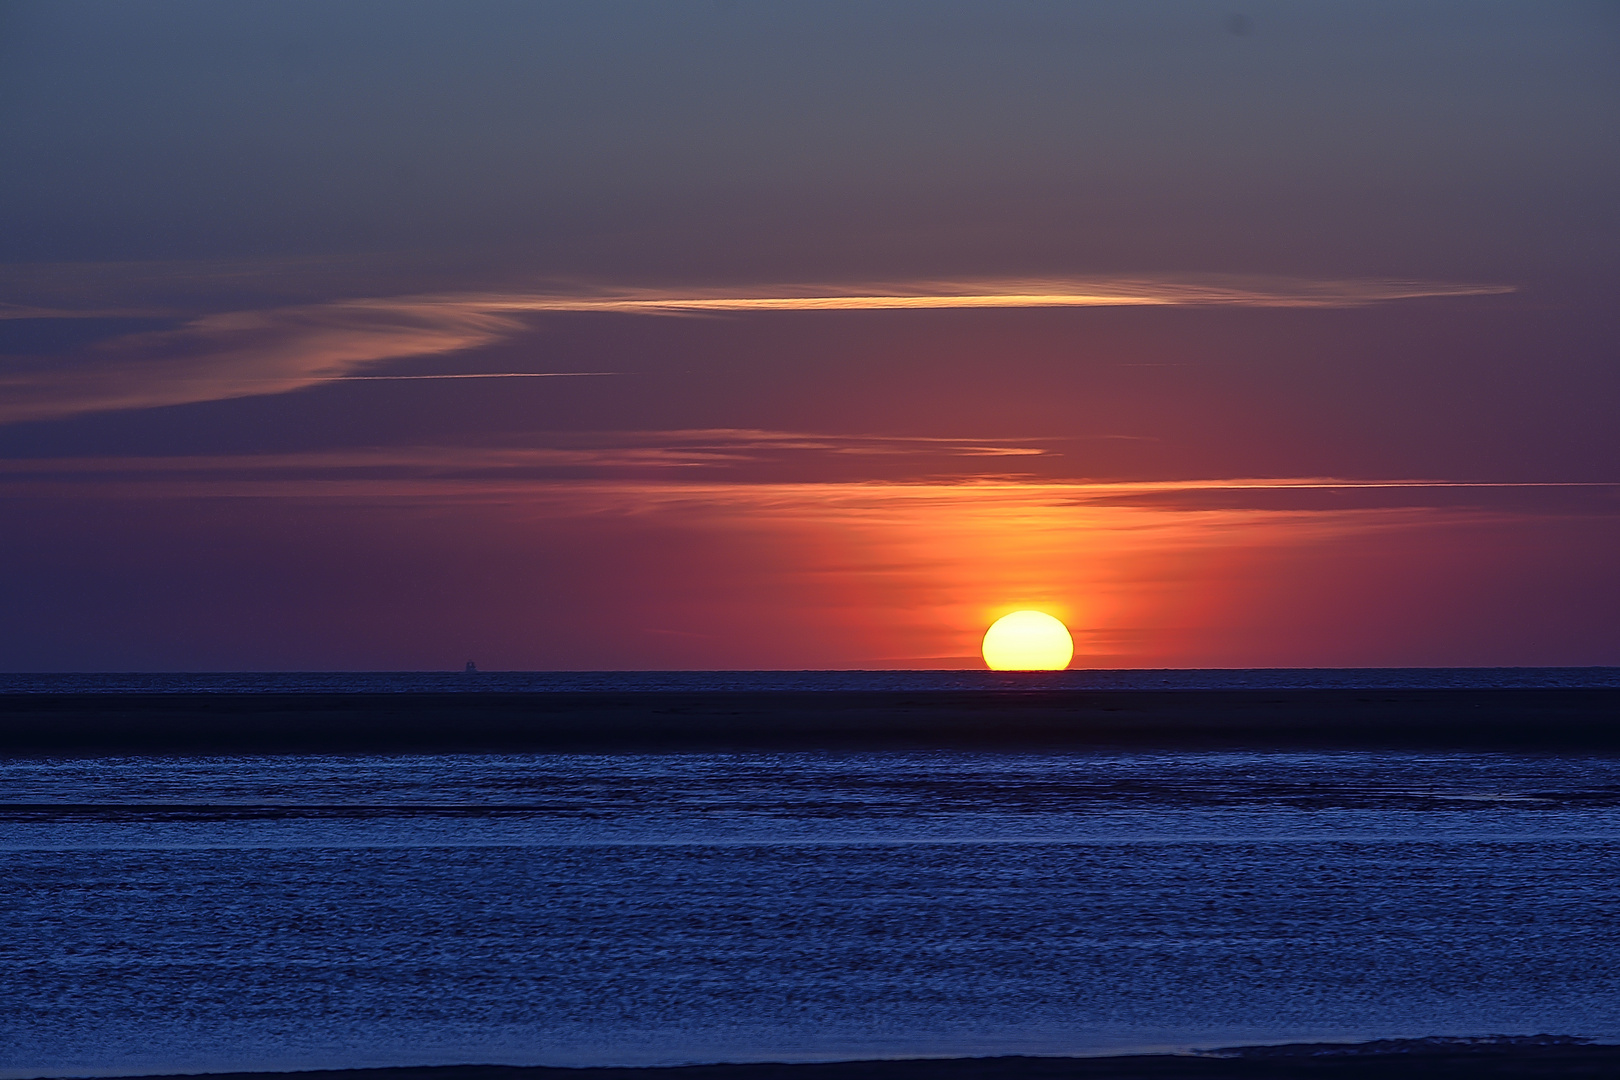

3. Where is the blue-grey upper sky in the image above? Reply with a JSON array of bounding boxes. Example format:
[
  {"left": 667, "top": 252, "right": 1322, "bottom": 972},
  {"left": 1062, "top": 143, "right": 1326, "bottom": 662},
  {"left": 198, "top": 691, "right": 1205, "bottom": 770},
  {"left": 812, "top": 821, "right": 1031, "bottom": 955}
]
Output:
[{"left": 4, "top": 0, "right": 1616, "bottom": 283}]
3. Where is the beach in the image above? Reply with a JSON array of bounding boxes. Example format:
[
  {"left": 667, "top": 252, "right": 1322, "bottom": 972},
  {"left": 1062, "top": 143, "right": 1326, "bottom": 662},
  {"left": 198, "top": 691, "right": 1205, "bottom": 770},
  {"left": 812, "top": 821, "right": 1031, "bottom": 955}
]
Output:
[{"left": 60, "top": 1040, "right": 1620, "bottom": 1080}]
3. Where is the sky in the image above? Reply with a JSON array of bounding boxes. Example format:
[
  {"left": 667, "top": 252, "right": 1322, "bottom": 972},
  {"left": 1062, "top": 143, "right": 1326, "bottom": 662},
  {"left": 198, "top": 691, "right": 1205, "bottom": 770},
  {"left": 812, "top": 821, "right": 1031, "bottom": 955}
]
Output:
[{"left": 1, "top": 0, "right": 1617, "bottom": 671}]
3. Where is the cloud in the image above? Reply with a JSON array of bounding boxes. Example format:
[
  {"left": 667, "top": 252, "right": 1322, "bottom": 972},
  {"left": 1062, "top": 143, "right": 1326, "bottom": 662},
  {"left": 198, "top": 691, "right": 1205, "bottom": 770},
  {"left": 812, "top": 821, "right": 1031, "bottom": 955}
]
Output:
[
  {"left": 463, "top": 277, "right": 1513, "bottom": 313},
  {"left": 1, "top": 433, "right": 1608, "bottom": 515},
  {"left": 0, "top": 300, "right": 539, "bottom": 425},
  {"left": 0, "top": 431, "right": 1058, "bottom": 489},
  {"left": 332, "top": 372, "right": 616, "bottom": 381},
  {"left": 0, "top": 275, "right": 1514, "bottom": 424}
]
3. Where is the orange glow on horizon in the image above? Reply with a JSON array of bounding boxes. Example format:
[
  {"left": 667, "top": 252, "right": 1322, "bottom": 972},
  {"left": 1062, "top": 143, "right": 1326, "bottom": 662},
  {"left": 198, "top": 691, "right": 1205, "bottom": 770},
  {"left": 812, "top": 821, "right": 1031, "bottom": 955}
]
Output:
[{"left": 4, "top": 457, "right": 1590, "bottom": 668}]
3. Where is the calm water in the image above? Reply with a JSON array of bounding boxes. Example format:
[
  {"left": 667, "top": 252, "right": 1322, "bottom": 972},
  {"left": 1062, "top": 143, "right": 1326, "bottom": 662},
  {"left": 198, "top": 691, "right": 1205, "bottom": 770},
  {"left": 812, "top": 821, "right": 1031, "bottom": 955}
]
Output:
[{"left": 4, "top": 750, "right": 1620, "bottom": 1076}]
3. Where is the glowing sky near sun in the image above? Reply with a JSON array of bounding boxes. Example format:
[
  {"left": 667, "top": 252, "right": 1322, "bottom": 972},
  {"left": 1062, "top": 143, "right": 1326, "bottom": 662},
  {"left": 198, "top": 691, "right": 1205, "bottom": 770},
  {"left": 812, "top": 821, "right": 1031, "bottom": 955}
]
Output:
[{"left": 0, "top": 1, "right": 1616, "bottom": 670}]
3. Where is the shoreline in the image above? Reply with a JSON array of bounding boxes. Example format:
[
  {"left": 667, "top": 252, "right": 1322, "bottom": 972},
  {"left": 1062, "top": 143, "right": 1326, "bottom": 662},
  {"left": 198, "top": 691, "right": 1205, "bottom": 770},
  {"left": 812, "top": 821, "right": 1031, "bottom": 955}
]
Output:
[
  {"left": 17, "top": 1039, "right": 1620, "bottom": 1080},
  {"left": 2, "top": 687, "right": 1618, "bottom": 754}
]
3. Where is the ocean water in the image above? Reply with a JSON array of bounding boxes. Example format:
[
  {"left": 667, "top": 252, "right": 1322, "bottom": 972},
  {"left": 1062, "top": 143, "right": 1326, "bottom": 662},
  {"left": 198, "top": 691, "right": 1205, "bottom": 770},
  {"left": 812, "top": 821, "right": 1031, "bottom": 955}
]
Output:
[
  {"left": 4, "top": 749, "right": 1620, "bottom": 1076},
  {"left": 3, "top": 666, "right": 1618, "bottom": 693}
]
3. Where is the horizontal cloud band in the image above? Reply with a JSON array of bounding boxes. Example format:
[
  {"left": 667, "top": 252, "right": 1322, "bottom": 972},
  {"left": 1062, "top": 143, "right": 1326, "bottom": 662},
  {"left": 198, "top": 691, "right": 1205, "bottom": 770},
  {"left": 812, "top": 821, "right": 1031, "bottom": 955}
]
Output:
[{"left": 0, "top": 276, "right": 1513, "bottom": 424}]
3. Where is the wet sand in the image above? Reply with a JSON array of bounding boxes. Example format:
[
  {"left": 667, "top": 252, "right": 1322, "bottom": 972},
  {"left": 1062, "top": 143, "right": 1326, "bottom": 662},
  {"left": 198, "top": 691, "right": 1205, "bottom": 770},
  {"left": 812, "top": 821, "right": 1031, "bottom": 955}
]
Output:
[
  {"left": 1, "top": 688, "right": 1617, "bottom": 754},
  {"left": 58, "top": 1040, "right": 1620, "bottom": 1080}
]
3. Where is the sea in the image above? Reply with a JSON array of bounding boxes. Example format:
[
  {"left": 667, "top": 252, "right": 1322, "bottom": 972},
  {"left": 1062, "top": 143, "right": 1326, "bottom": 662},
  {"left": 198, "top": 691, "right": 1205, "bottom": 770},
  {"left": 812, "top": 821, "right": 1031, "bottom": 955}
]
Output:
[{"left": 3, "top": 669, "right": 1620, "bottom": 1076}]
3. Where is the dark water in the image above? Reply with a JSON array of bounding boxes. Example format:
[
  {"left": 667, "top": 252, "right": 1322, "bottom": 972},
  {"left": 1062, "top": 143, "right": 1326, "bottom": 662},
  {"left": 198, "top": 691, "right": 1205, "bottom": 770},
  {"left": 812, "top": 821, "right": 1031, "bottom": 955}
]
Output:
[
  {"left": 4, "top": 750, "right": 1620, "bottom": 1076},
  {"left": 3, "top": 667, "right": 1618, "bottom": 693}
]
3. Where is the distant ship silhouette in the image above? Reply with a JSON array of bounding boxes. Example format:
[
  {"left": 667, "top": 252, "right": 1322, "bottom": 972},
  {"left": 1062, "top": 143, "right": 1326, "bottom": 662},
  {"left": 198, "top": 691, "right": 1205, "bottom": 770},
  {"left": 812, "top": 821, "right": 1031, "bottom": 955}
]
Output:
[{"left": 464, "top": 661, "right": 478, "bottom": 674}]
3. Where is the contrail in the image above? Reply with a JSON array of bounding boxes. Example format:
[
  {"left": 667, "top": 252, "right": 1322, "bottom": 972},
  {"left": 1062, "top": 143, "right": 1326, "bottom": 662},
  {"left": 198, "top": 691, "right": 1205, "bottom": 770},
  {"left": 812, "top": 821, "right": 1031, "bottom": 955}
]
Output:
[{"left": 330, "top": 372, "right": 619, "bottom": 380}]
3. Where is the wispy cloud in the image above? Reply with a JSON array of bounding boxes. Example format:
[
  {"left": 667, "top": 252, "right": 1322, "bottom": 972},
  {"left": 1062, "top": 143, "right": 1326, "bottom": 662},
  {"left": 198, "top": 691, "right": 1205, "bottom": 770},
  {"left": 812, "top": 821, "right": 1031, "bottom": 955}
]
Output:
[
  {"left": 456, "top": 277, "right": 1512, "bottom": 313},
  {"left": 0, "top": 301, "right": 535, "bottom": 424},
  {"left": 1, "top": 432, "right": 1607, "bottom": 513},
  {"left": 0, "top": 431, "right": 1059, "bottom": 487},
  {"left": 0, "top": 275, "right": 1513, "bottom": 424}
]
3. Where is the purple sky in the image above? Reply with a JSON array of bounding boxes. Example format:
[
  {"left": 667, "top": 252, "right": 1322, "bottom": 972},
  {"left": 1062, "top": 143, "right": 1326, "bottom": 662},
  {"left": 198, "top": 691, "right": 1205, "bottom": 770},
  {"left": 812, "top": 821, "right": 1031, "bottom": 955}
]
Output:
[{"left": 2, "top": 1, "right": 1616, "bottom": 670}]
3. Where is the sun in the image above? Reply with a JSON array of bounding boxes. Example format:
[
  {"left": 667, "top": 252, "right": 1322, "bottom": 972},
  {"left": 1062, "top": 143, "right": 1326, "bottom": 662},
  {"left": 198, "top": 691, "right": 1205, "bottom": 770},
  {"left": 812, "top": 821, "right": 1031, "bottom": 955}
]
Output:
[{"left": 981, "top": 610, "right": 1073, "bottom": 671}]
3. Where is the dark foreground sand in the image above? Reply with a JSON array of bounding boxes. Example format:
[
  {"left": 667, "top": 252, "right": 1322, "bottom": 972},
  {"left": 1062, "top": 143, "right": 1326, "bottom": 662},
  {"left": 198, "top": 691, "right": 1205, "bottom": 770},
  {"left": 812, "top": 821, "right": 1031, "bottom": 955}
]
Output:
[
  {"left": 2, "top": 688, "right": 1617, "bottom": 754},
  {"left": 69, "top": 1039, "right": 1620, "bottom": 1080}
]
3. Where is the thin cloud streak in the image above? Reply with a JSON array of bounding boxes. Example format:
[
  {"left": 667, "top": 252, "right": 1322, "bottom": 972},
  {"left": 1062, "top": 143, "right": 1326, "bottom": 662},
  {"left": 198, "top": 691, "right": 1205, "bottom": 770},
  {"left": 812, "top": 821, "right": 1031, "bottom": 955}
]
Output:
[
  {"left": 460, "top": 277, "right": 1513, "bottom": 313},
  {"left": 330, "top": 372, "right": 618, "bottom": 380},
  {"left": 0, "top": 275, "right": 1513, "bottom": 424},
  {"left": 0, "top": 435, "right": 1607, "bottom": 509},
  {"left": 0, "top": 432, "right": 1060, "bottom": 483}
]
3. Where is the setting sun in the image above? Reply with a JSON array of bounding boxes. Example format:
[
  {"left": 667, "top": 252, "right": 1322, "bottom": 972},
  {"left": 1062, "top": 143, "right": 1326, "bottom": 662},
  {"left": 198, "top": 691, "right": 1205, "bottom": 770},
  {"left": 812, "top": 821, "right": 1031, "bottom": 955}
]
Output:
[{"left": 981, "top": 610, "right": 1074, "bottom": 670}]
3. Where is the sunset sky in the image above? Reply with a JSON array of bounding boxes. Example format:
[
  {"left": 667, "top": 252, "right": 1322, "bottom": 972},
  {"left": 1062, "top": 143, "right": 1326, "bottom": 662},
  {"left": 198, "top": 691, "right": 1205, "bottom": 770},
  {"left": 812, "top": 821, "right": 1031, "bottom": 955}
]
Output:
[{"left": 2, "top": 0, "right": 1617, "bottom": 671}]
